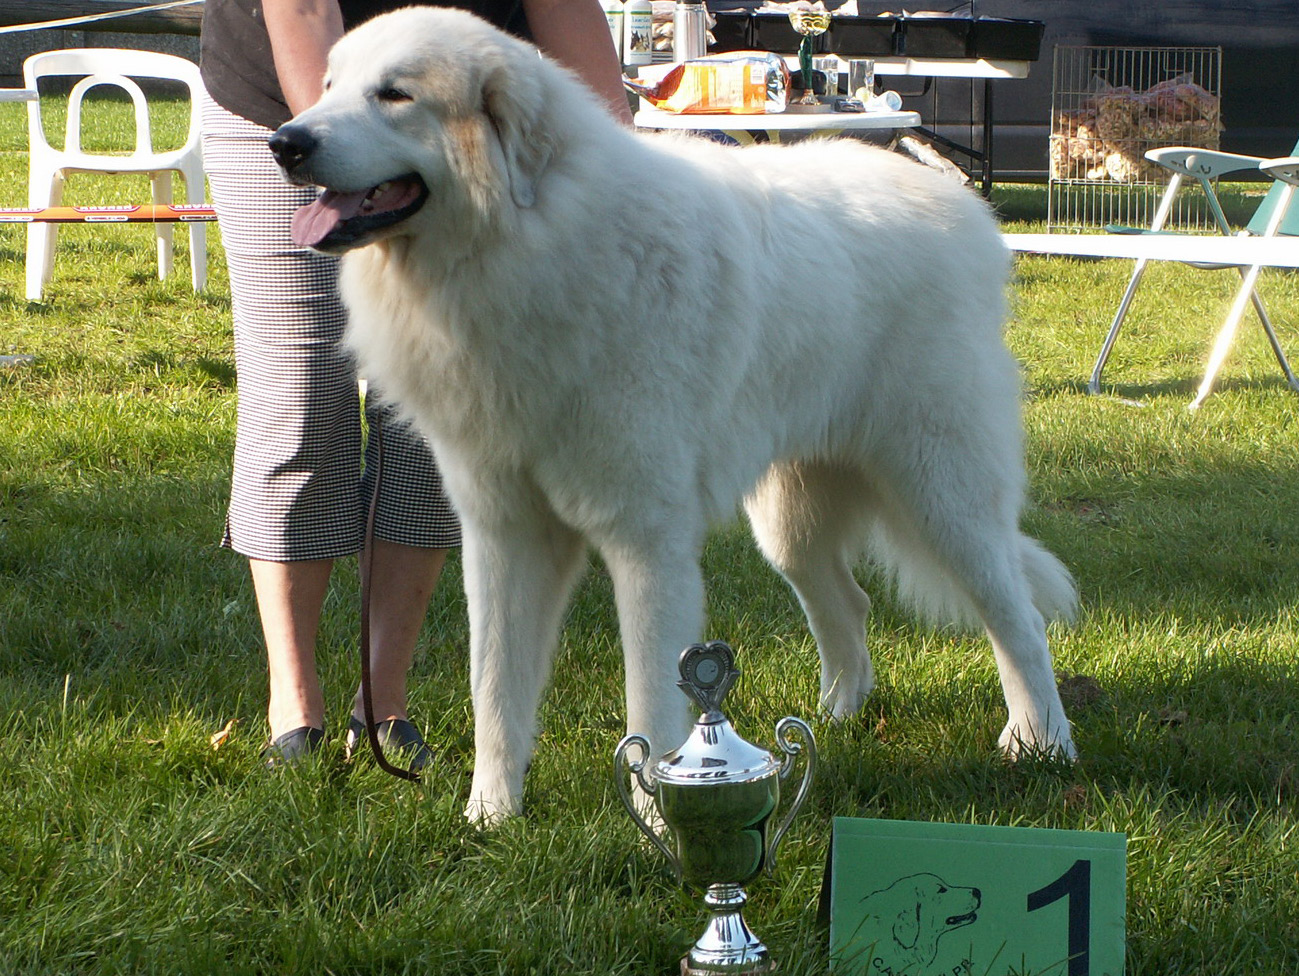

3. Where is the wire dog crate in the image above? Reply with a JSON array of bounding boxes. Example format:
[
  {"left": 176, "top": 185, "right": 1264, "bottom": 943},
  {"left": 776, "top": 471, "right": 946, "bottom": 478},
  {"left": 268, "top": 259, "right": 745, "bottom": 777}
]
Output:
[{"left": 1048, "top": 45, "right": 1222, "bottom": 232}]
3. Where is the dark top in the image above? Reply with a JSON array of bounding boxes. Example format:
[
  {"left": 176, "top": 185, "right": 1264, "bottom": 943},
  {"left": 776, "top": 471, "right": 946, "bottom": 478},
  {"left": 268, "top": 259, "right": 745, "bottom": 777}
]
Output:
[{"left": 200, "top": 0, "right": 529, "bottom": 130}]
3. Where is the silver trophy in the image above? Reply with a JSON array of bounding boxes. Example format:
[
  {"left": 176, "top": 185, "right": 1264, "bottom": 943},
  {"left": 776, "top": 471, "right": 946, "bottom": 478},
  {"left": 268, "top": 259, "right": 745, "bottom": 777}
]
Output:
[{"left": 614, "top": 641, "right": 816, "bottom": 975}]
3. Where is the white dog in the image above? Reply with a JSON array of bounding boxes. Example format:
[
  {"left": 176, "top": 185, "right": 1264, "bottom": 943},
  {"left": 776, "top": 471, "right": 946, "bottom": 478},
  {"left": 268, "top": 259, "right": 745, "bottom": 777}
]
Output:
[{"left": 270, "top": 7, "right": 1077, "bottom": 822}]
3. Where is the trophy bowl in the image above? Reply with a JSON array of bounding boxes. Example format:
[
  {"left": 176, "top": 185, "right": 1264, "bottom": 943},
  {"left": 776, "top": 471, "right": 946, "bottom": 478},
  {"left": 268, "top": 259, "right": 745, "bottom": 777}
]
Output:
[{"left": 614, "top": 641, "right": 816, "bottom": 975}]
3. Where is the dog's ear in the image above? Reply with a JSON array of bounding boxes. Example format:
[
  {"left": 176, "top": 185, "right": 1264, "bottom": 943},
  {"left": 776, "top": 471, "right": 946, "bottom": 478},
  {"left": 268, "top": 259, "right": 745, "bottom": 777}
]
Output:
[
  {"left": 481, "top": 57, "right": 553, "bottom": 208},
  {"left": 891, "top": 904, "right": 921, "bottom": 950}
]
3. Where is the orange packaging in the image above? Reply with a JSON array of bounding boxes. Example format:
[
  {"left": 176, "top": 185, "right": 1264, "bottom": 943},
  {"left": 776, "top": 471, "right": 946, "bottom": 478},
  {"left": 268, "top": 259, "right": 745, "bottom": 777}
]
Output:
[{"left": 624, "top": 52, "right": 790, "bottom": 115}]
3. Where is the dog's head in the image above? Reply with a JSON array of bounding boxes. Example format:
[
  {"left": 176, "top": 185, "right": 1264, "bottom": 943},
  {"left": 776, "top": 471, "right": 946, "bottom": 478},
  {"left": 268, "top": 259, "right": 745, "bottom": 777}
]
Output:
[
  {"left": 859, "top": 873, "right": 981, "bottom": 968},
  {"left": 270, "top": 7, "right": 557, "bottom": 253}
]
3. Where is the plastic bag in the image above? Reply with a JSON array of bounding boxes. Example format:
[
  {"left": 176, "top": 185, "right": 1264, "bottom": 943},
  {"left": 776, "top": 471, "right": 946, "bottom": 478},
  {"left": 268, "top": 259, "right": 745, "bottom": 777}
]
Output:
[{"left": 625, "top": 51, "right": 790, "bottom": 114}]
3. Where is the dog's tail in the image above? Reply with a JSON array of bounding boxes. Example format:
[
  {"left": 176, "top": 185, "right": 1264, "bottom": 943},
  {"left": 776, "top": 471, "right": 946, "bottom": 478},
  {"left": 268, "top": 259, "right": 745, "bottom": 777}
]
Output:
[
  {"left": 869, "top": 528, "right": 1078, "bottom": 631},
  {"left": 1019, "top": 536, "right": 1078, "bottom": 625}
]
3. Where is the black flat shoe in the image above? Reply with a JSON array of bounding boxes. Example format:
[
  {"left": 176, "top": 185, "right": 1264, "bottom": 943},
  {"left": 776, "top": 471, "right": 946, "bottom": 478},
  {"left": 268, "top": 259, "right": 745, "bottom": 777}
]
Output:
[
  {"left": 345, "top": 716, "right": 433, "bottom": 772},
  {"left": 261, "top": 725, "right": 325, "bottom": 769}
]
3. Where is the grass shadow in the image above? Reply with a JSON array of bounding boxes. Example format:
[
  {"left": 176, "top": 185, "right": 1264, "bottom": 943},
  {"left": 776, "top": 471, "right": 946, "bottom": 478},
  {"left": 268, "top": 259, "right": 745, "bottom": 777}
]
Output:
[{"left": 1031, "top": 372, "right": 1299, "bottom": 401}]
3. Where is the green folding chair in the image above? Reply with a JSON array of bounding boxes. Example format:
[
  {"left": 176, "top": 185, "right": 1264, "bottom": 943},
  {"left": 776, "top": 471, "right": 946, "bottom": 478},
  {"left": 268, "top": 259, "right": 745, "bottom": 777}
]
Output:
[{"left": 1089, "top": 140, "right": 1299, "bottom": 406}]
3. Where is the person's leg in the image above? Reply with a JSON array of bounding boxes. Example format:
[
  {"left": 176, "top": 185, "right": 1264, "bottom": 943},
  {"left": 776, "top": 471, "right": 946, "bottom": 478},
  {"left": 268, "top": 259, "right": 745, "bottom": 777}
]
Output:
[
  {"left": 250, "top": 557, "right": 334, "bottom": 739},
  {"left": 205, "top": 98, "right": 462, "bottom": 761},
  {"left": 203, "top": 96, "right": 361, "bottom": 755},
  {"left": 346, "top": 398, "right": 462, "bottom": 767},
  {"left": 354, "top": 540, "right": 449, "bottom": 722},
  {"left": 351, "top": 393, "right": 462, "bottom": 741}
]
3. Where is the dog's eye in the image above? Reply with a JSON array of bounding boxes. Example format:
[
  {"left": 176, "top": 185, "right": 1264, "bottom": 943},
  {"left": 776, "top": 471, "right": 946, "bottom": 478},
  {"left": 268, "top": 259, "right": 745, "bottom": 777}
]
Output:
[{"left": 376, "top": 86, "right": 412, "bottom": 103}]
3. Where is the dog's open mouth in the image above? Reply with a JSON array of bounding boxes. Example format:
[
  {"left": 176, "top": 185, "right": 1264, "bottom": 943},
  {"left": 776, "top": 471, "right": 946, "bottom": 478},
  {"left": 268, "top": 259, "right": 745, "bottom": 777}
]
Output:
[
  {"left": 947, "top": 911, "right": 978, "bottom": 927},
  {"left": 290, "top": 174, "right": 428, "bottom": 250}
]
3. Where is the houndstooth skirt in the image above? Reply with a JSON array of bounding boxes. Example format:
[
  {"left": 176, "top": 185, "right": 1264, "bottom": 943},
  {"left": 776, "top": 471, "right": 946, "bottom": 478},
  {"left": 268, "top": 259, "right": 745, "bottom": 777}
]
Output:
[{"left": 202, "top": 94, "right": 461, "bottom": 560}]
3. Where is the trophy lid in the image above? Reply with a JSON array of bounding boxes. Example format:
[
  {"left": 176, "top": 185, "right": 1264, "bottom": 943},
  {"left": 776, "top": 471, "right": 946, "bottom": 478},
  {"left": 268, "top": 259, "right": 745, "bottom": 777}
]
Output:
[{"left": 652, "top": 642, "right": 781, "bottom": 786}]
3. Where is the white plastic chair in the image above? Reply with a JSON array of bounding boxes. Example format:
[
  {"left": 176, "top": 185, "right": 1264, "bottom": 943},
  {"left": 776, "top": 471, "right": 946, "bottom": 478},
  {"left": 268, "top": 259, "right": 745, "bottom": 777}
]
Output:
[{"left": 23, "top": 49, "right": 208, "bottom": 301}]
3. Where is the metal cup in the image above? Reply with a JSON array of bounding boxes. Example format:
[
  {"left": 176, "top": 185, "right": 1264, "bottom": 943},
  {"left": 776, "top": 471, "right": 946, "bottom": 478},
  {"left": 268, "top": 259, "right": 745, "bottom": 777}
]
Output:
[{"left": 614, "top": 641, "right": 816, "bottom": 975}]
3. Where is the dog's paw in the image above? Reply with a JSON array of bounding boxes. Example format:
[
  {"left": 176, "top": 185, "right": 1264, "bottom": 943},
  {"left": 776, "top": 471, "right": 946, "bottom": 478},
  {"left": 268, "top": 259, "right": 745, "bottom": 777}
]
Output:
[
  {"left": 821, "top": 665, "right": 876, "bottom": 720},
  {"left": 463, "top": 794, "right": 520, "bottom": 827},
  {"left": 998, "top": 717, "right": 1077, "bottom": 762},
  {"left": 463, "top": 776, "right": 524, "bottom": 826}
]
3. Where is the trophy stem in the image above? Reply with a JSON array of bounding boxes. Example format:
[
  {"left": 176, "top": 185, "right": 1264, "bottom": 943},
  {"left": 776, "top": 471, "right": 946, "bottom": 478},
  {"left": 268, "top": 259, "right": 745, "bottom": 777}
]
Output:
[{"left": 682, "top": 883, "right": 774, "bottom": 976}]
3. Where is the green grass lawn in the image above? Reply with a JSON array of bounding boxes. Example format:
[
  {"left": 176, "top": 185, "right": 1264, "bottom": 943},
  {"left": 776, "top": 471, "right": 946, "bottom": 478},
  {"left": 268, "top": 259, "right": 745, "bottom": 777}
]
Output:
[{"left": 1, "top": 96, "right": 1297, "bottom": 975}]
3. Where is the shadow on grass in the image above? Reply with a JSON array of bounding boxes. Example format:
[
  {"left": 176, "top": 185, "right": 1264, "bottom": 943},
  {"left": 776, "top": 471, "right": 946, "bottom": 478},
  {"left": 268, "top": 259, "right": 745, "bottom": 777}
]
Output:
[
  {"left": 1031, "top": 372, "right": 1299, "bottom": 402},
  {"left": 195, "top": 355, "right": 237, "bottom": 386},
  {"left": 127, "top": 348, "right": 237, "bottom": 387},
  {"left": 1040, "top": 501, "right": 1297, "bottom": 628},
  {"left": 809, "top": 652, "right": 1297, "bottom": 830}
]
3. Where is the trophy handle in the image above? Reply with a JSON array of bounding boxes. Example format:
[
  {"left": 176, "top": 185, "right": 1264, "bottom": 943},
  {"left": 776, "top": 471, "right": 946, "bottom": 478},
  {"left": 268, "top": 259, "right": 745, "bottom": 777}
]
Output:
[
  {"left": 766, "top": 716, "right": 816, "bottom": 873},
  {"left": 613, "top": 733, "right": 681, "bottom": 876}
]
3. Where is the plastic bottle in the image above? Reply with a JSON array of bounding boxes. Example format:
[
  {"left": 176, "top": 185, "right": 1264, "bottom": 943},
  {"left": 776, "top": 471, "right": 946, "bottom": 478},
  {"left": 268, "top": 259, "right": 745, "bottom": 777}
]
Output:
[
  {"left": 603, "top": 0, "right": 624, "bottom": 64},
  {"left": 868, "top": 90, "right": 904, "bottom": 112},
  {"left": 622, "top": 0, "right": 654, "bottom": 67}
]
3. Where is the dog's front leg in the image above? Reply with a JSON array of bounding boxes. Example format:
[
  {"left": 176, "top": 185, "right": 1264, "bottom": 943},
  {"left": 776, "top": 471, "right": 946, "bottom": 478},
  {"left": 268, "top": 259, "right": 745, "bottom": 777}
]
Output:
[
  {"left": 603, "top": 537, "right": 706, "bottom": 783},
  {"left": 461, "top": 510, "right": 587, "bottom": 825}
]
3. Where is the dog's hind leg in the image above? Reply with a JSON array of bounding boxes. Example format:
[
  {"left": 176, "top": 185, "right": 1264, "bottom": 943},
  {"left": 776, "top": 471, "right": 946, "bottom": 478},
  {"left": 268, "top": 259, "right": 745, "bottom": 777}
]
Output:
[
  {"left": 461, "top": 505, "right": 588, "bottom": 825},
  {"left": 971, "top": 543, "right": 1076, "bottom": 759},
  {"left": 745, "top": 462, "right": 877, "bottom": 719},
  {"left": 983, "top": 536, "right": 1077, "bottom": 757},
  {"left": 869, "top": 450, "right": 1077, "bottom": 759}
]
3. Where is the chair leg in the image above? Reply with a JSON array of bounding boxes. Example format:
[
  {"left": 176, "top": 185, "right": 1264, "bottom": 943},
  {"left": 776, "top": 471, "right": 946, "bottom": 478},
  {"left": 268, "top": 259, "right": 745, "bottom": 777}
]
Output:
[
  {"left": 25, "top": 224, "right": 52, "bottom": 301},
  {"left": 1089, "top": 257, "right": 1149, "bottom": 395},
  {"left": 151, "top": 172, "right": 176, "bottom": 281},
  {"left": 1192, "top": 180, "right": 1299, "bottom": 407},
  {"left": 1089, "top": 172, "right": 1189, "bottom": 395},
  {"left": 1239, "top": 274, "right": 1299, "bottom": 396},
  {"left": 1255, "top": 306, "right": 1299, "bottom": 396},
  {"left": 182, "top": 165, "right": 207, "bottom": 292},
  {"left": 1190, "top": 264, "right": 1265, "bottom": 409},
  {"left": 25, "top": 174, "right": 63, "bottom": 302},
  {"left": 188, "top": 217, "right": 207, "bottom": 293}
]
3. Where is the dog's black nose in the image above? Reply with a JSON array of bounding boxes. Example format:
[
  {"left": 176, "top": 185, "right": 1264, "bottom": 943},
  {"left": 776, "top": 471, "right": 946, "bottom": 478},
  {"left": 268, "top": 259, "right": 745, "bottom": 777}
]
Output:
[{"left": 268, "top": 124, "right": 317, "bottom": 172}]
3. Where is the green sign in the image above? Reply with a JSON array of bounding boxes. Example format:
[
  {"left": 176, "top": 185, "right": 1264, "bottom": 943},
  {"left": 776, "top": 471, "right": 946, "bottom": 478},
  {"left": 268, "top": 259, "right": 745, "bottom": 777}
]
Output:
[{"left": 828, "top": 817, "right": 1126, "bottom": 976}]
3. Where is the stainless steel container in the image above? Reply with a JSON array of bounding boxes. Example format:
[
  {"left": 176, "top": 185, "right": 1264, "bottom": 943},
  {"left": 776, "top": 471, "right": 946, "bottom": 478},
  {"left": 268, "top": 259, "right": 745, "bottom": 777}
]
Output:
[{"left": 673, "top": 1, "right": 708, "bottom": 63}]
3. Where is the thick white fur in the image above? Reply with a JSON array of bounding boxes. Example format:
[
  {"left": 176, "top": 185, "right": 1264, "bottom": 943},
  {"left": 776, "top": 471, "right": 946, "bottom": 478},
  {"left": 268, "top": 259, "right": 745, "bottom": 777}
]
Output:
[{"left": 279, "top": 8, "right": 1078, "bottom": 822}]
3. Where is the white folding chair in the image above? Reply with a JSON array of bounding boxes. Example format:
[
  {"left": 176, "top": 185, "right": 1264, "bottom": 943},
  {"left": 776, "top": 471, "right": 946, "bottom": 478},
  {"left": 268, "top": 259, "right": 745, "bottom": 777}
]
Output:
[{"left": 23, "top": 49, "right": 208, "bottom": 301}]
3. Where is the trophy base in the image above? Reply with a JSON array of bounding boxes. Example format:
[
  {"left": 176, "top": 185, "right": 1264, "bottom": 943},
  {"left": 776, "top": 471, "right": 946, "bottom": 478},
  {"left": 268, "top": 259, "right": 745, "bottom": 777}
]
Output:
[
  {"left": 784, "top": 98, "right": 825, "bottom": 114},
  {"left": 680, "top": 883, "right": 775, "bottom": 975}
]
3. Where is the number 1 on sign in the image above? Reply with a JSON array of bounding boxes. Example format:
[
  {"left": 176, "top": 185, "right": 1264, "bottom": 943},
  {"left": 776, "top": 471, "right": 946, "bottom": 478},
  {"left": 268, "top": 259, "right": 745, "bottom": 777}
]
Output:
[{"left": 1027, "top": 858, "right": 1091, "bottom": 976}]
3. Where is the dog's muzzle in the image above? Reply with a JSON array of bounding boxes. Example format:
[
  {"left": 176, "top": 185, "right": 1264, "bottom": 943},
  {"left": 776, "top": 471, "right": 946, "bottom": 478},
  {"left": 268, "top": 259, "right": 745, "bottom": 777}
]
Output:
[{"left": 268, "top": 123, "right": 429, "bottom": 253}]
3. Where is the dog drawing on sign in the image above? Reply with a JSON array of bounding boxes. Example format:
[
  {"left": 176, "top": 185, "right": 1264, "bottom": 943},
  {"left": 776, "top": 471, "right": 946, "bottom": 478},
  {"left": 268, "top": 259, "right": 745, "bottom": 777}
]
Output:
[
  {"left": 852, "top": 873, "right": 981, "bottom": 975},
  {"left": 269, "top": 6, "right": 1078, "bottom": 824}
]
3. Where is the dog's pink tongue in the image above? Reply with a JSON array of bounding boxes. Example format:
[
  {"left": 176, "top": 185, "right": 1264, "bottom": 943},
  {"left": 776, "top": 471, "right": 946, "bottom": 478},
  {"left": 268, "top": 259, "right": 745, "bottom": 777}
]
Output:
[{"left": 290, "top": 188, "right": 369, "bottom": 247}]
